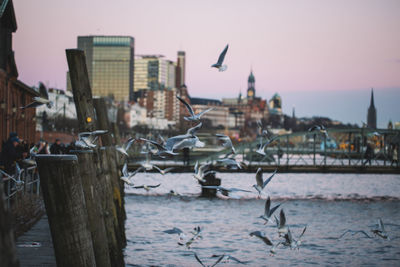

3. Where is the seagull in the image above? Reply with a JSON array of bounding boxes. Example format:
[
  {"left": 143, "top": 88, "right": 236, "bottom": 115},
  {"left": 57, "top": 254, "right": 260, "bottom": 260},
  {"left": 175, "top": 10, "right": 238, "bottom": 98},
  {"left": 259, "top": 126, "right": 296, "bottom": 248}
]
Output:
[
  {"left": 211, "top": 44, "right": 229, "bottom": 72},
  {"left": 275, "top": 209, "right": 289, "bottom": 237},
  {"left": 282, "top": 226, "right": 307, "bottom": 249},
  {"left": 178, "top": 226, "right": 202, "bottom": 248},
  {"left": 163, "top": 123, "right": 203, "bottom": 152},
  {"left": 249, "top": 231, "right": 281, "bottom": 255},
  {"left": 177, "top": 96, "right": 213, "bottom": 121},
  {"left": 193, "top": 161, "right": 214, "bottom": 183},
  {"left": 172, "top": 135, "right": 205, "bottom": 150},
  {"left": 371, "top": 218, "right": 389, "bottom": 240},
  {"left": 258, "top": 197, "right": 281, "bottom": 224},
  {"left": 132, "top": 183, "right": 161, "bottom": 191},
  {"left": 253, "top": 168, "right": 277, "bottom": 197},
  {"left": 116, "top": 137, "right": 136, "bottom": 157},
  {"left": 215, "top": 134, "right": 235, "bottom": 154},
  {"left": 120, "top": 164, "right": 143, "bottom": 186},
  {"left": 337, "top": 230, "right": 372, "bottom": 239},
  {"left": 153, "top": 166, "right": 174, "bottom": 175},
  {"left": 211, "top": 254, "right": 248, "bottom": 265},
  {"left": 163, "top": 227, "right": 184, "bottom": 235},
  {"left": 20, "top": 82, "right": 53, "bottom": 109},
  {"left": 76, "top": 130, "right": 108, "bottom": 148},
  {"left": 0, "top": 163, "right": 24, "bottom": 189},
  {"left": 139, "top": 138, "right": 179, "bottom": 158},
  {"left": 308, "top": 124, "right": 329, "bottom": 138},
  {"left": 217, "top": 157, "right": 242, "bottom": 169},
  {"left": 193, "top": 252, "right": 225, "bottom": 267}
]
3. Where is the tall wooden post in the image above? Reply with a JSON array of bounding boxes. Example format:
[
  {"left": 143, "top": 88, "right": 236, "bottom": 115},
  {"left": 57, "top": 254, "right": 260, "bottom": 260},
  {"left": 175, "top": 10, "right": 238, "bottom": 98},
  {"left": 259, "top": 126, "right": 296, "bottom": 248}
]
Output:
[
  {"left": 66, "top": 49, "right": 96, "bottom": 132},
  {"left": 0, "top": 179, "right": 19, "bottom": 267},
  {"left": 95, "top": 148, "right": 125, "bottom": 267},
  {"left": 35, "top": 155, "right": 96, "bottom": 267},
  {"left": 72, "top": 150, "right": 111, "bottom": 267},
  {"left": 93, "top": 97, "right": 113, "bottom": 146}
]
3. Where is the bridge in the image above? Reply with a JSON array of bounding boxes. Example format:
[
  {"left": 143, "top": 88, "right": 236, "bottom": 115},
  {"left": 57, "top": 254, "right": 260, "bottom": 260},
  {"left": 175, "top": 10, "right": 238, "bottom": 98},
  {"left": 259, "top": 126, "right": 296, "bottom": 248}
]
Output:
[{"left": 128, "top": 128, "right": 400, "bottom": 174}]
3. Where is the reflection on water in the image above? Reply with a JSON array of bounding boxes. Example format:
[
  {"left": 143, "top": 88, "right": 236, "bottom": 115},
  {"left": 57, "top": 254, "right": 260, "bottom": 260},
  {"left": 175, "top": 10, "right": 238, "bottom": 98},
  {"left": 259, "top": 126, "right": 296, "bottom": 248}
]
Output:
[{"left": 124, "top": 173, "right": 400, "bottom": 266}]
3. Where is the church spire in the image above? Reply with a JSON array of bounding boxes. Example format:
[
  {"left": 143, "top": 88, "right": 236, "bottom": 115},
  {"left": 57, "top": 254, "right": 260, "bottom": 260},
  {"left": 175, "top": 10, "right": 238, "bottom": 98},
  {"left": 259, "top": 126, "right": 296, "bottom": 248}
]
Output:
[
  {"left": 367, "top": 88, "right": 377, "bottom": 129},
  {"left": 370, "top": 88, "right": 375, "bottom": 108}
]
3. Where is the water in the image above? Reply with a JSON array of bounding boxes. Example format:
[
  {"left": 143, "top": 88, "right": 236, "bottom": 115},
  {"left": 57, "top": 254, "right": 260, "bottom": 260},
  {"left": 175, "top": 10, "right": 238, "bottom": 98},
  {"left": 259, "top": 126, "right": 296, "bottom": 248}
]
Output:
[{"left": 124, "top": 173, "right": 400, "bottom": 266}]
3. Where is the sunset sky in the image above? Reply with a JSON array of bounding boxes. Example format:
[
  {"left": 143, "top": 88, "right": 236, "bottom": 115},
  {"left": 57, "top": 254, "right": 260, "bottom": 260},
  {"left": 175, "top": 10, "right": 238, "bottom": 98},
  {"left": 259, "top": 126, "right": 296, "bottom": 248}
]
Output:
[{"left": 13, "top": 0, "right": 400, "bottom": 127}]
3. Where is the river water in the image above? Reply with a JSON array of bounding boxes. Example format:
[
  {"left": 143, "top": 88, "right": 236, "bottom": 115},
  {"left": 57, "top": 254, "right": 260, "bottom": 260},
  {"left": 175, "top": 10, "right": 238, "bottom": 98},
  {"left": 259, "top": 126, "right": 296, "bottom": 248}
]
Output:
[{"left": 124, "top": 172, "right": 400, "bottom": 266}]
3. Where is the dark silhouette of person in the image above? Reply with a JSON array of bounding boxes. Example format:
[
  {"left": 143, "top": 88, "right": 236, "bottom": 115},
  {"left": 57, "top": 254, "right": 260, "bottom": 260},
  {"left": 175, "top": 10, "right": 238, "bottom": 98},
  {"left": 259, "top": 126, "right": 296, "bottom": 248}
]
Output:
[
  {"left": 183, "top": 147, "right": 190, "bottom": 166},
  {"left": 50, "top": 139, "right": 64, "bottom": 154},
  {"left": 363, "top": 143, "right": 374, "bottom": 166},
  {"left": 1, "top": 134, "right": 22, "bottom": 174}
]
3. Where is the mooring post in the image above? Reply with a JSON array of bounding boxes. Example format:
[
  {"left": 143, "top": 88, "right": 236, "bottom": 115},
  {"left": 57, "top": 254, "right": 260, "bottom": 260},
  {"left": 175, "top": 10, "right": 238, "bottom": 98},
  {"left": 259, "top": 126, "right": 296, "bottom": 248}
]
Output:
[
  {"left": 35, "top": 155, "right": 96, "bottom": 267},
  {"left": 105, "top": 146, "right": 127, "bottom": 248},
  {"left": 313, "top": 133, "right": 316, "bottom": 166},
  {"left": 96, "top": 148, "right": 125, "bottom": 267},
  {"left": 0, "top": 179, "right": 19, "bottom": 267},
  {"left": 93, "top": 97, "right": 114, "bottom": 146},
  {"left": 66, "top": 49, "right": 96, "bottom": 132},
  {"left": 286, "top": 135, "right": 289, "bottom": 166},
  {"left": 71, "top": 150, "right": 112, "bottom": 267},
  {"left": 348, "top": 132, "right": 351, "bottom": 166}
]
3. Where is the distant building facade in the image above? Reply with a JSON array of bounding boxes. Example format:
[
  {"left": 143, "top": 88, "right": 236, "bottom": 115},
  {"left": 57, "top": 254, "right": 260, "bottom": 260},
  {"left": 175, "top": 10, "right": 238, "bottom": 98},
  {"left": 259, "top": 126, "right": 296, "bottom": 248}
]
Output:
[
  {"left": 67, "top": 35, "right": 135, "bottom": 101},
  {"left": 367, "top": 89, "right": 377, "bottom": 129}
]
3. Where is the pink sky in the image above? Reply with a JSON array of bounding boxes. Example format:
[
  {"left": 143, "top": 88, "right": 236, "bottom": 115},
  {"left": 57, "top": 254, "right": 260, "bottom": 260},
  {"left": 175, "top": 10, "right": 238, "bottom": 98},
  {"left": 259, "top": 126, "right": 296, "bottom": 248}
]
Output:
[{"left": 12, "top": 0, "right": 400, "bottom": 126}]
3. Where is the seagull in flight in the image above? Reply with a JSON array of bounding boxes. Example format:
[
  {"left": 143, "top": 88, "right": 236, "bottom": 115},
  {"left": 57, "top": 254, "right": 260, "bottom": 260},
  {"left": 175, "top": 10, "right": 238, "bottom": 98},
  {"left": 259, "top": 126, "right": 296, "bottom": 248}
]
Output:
[
  {"left": 153, "top": 166, "right": 174, "bottom": 175},
  {"left": 132, "top": 183, "right": 161, "bottom": 191},
  {"left": 211, "top": 44, "right": 229, "bottom": 72},
  {"left": 337, "top": 229, "right": 372, "bottom": 239},
  {"left": 193, "top": 252, "right": 225, "bottom": 267},
  {"left": 178, "top": 226, "right": 203, "bottom": 248},
  {"left": 21, "top": 82, "right": 53, "bottom": 109},
  {"left": 120, "top": 164, "right": 144, "bottom": 186},
  {"left": 258, "top": 197, "right": 281, "bottom": 224},
  {"left": 275, "top": 209, "right": 289, "bottom": 237},
  {"left": 217, "top": 157, "right": 242, "bottom": 170},
  {"left": 371, "top": 218, "right": 390, "bottom": 240},
  {"left": 177, "top": 96, "right": 213, "bottom": 121},
  {"left": 215, "top": 134, "right": 235, "bottom": 154},
  {"left": 76, "top": 130, "right": 108, "bottom": 148},
  {"left": 282, "top": 226, "right": 307, "bottom": 250},
  {"left": 116, "top": 137, "right": 136, "bottom": 157},
  {"left": 193, "top": 161, "right": 214, "bottom": 183},
  {"left": 308, "top": 124, "right": 329, "bottom": 138},
  {"left": 139, "top": 138, "right": 179, "bottom": 158},
  {"left": 249, "top": 231, "right": 281, "bottom": 255},
  {"left": 253, "top": 168, "right": 277, "bottom": 197},
  {"left": 211, "top": 254, "right": 248, "bottom": 265}
]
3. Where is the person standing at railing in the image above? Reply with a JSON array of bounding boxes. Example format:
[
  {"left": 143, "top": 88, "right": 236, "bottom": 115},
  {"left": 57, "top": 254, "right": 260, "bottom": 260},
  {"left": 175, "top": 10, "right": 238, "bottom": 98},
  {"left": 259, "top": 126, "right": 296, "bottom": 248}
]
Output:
[
  {"left": 50, "top": 139, "right": 64, "bottom": 154},
  {"left": 1, "top": 133, "right": 23, "bottom": 175}
]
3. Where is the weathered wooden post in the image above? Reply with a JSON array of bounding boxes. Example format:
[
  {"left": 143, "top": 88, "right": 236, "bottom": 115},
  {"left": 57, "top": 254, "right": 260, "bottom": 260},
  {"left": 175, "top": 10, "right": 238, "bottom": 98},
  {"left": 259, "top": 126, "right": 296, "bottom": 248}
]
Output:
[
  {"left": 0, "top": 179, "right": 19, "bottom": 267},
  {"left": 96, "top": 148, "right": 125, "bottom": 266},
  {"left": 200, "top": 172, "right": 221, "bottom": 198},
  {"left": 66, "top": 49, "right": 96, "bottom": 133},
  {"left": 71, "top": 150, "right": 111, "bottom": 267},
  {"left": 93, "top": 97, "right": 113, "bottom": 146},
  {"left": 35, "top": 155, "right": 96, "bottom": 267}
]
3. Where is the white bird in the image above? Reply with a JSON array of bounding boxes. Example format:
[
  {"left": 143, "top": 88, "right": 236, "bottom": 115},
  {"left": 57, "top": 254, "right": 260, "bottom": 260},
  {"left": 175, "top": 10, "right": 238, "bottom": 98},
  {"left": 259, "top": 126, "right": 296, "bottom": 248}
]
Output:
[
  {"left": 178, "top": 226, "right": 202, "bottom": 248},
  {"left": 215, "top": 134, "right": 235, "bottom": 154},
  {"left": 274, "top": 209, "right": 289, "bottom": 237},
  {"left": 249, "top": 231, "right": 281, "bottom": 255},
  {"left": 201, "top": 185, "right": 251, "bottom": 193},
  {"left": 258, "top": 197, "right": 281, "bottom": 224},
  {"left": 337, "top": 230, "right": 372, "bottom": 239},
  {"left": 162, "top": 123, "right": 203, "bottom": 153},
  {"left": 172, "top": 136, "right": 205, "bottom": 150},
  {"left": 282, "top": 226, "right": 307, "bottom": 249},
  {"left": 193, "top": 161, "right": 214, "bottom": 183},
  {"left": 253, "top": 168, "right": 277, "bottom": 196},
  {"left": 116, "top": 137, "right": 136, "bottom": 156},
  {"left": 139, "top": 138, "right": 178, "bottom": 158},
  {"left": 77, "top": 130, "right": 108, "bottom": 148},
  {"left": 153, "top": 166, "right": 174, "bottom": 175},
  {"left": 211, "top": 44, "right": 229, "bottom": 72},
  {"left": 132, "top": 183, "right": 161, "bottom": 191},
  {"left": 371, "top": 218, "right": 389, "bottom": 240},
  {"left": 21, "top": 82, "right": 53, "bottom": 109},
  {"left": 193, "top": 252, "right": 225, "bottom": 267},
  {"left": 217, "top": 157, "right": 242, "bottom": 169},
  {"left": 211, "top": 254, "right": 248, "bottom": 265},
  {"left": 120, "top": 164, "right": 144, "bottom": 186},
  {"left": 177, "top": 96, "right": 213, "bottom": 121}
]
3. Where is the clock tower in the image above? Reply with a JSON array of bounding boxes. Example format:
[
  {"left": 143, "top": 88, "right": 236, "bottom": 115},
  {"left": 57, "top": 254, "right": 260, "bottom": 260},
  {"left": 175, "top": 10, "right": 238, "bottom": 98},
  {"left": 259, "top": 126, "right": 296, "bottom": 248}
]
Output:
[{"left": 247, "top": 70, "right": 255, "bottom": 99}]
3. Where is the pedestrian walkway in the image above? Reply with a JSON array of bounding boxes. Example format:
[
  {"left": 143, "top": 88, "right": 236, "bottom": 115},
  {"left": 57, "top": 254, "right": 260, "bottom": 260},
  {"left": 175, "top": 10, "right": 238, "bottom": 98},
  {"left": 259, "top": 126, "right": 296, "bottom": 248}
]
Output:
[{"left": 16, "top": 215, "right": 56, "bottom": 266}]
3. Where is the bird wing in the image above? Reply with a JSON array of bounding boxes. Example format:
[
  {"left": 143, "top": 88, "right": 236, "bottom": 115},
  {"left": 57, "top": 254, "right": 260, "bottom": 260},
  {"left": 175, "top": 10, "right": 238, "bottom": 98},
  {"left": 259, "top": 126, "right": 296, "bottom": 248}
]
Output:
[
  {"left": 255, "top": 168, "right": 263, "bottom": 187},
  {"left": 177, "top": 96, "right": 194, "bottom": 117},
  {"left": 269, "top": 203, "right": 281, "bottom": 218},
  {"left": 147, "top": 183, "right": 161, "bottom": 188},
  {"left": 308, "top": 125, "right": 318, "bottom": 132},
  {"left": 132, "top": 185, "right": 145, "bottom": 189},
  {"left": 299, "top": 226, "right": 307, "bottom": 239},
  {"left": 20, "top": 101, "right": 43, "bottom": 109},
  {"left": 122, "top": 163, "right": 129, "bottom": 177},
  {"left": 250, "top": 231, "right": 273, "bottom": 246},
  {"left": 353, "top": 230, "right": 372, "bottom": 238},
  {"left": 279, "top": 209, "right": 286, "bottom": 228},
  {"left": 197, "top": 107, "right": 213, "bottom": 118},
  {"left": 187, "top": 122, "right": 203, "bottom": 136},
  {"left": 378, "top": 218, "right": 385, "bottom": 232},
  {"left": 130, "top": 166, "right": 144, "bottom": 177},
  {"left": 262, "top": 169, "right": 277, "bottom": 189},
  {"left": 162, "top": 167, "right": 175, "bottom": 174},
  {"left": 39, "top": 82, "right": 49, "bottom": 99},
  {"left": 216, "top": 44, "right": 229, "bottom": 65},
  {"left": 124, "top": 137, "right": 136, "bottom": 151},
  {"left": 211, "top": 254, "right": 225, "bottom": 267},
  {"left": 193, "top": 252, "right": 206, "bottom": 267},
  {"left": 194, "top": 161, "right": 199, "bottom": 173},
  {"left": 264, "top": 197, "right": 271, "bottom": 216},
  {"left": 163, "top": 227, "right": 183, "bottom": 235},
  {"left": 140, "top": 138, "right": 166, "bottom": 151}
]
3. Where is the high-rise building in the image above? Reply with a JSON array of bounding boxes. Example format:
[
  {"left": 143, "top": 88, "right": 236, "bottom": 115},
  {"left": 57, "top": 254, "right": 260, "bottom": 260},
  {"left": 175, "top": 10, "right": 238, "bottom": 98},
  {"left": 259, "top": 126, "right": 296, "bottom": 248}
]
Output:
[
  {"left": 367, "top": 89, "right": 377, "bottom": 129},
  {"left": 176, "top": 51, "right": 185, "bottom": 87},
  {"left": 68, "top": 36, "right": 135, "bottom": 101}
]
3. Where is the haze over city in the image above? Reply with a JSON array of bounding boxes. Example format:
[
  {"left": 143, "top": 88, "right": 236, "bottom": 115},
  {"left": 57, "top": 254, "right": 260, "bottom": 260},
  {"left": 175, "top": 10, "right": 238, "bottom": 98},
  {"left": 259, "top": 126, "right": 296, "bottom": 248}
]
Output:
[{"left": 13, "top": 0, "right": 400, "bottom": 127}]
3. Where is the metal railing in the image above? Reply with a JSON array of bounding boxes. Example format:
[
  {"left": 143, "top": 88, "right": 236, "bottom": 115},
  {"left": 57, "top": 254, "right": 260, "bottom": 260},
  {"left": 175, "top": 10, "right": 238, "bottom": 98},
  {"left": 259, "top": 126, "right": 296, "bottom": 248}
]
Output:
[{"left": 1, "top": 165, "right": 40, "bottom": 209}]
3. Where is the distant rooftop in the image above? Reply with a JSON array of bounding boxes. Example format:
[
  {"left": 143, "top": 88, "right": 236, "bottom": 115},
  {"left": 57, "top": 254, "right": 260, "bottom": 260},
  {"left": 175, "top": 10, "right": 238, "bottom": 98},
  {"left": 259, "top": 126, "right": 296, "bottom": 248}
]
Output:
[{"left": 190, "top": 97, "right": 222, "bottom": 106}]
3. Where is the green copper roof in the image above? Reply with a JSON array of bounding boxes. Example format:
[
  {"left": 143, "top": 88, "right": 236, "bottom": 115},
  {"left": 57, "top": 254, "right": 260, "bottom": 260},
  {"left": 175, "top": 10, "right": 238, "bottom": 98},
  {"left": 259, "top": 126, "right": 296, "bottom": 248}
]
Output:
[{"left": 248, "top": 71, "right": 255, "bottom": 83}]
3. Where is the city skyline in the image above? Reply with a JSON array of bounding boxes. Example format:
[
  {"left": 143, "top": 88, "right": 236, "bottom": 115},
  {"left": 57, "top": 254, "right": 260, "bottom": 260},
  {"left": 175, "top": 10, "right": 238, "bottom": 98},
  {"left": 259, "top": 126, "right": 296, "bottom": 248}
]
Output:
[{"left": 12, "top": 0, "right": 400, "bottom": 127}]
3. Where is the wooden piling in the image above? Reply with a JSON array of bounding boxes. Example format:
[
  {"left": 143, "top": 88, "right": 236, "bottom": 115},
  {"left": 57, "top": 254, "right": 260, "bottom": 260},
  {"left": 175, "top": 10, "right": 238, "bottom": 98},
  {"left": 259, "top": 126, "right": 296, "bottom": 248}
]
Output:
[
  {"left": 66, "top": 49, "right": 96, "bottom": 132},
  {"left": 0, "top": 179, "right": 20, "bottom": 267},
  {"left": 95, "top": 148, "right": 125, "bottom": 267},
  {"left": 35, "top": 155, "right": 96, "bottom": 267},
  {"left": 200, "top": 172, "right": 221, "bottom": 198},
  {"left": 93, "top": 97, "right": 114, "bottom": 146},
  {"left": 71, "top": 150, "right": 111, "bottom": 267}
]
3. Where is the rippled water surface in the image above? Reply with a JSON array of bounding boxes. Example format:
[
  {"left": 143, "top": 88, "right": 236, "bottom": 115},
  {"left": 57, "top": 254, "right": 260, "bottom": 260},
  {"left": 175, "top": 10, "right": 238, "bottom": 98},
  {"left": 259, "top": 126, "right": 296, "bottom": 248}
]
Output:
[{"left": 124, "top": 173, "right": 400, "bottom": 266}]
